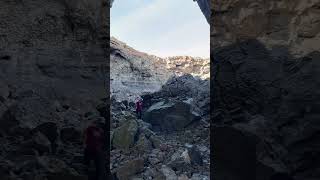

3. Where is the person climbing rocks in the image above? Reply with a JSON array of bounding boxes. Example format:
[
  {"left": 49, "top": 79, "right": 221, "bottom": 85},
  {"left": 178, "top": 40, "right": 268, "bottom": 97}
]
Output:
[
  {"left": 83, "top": 120, "right": 107, "bottom": 180},
  {"left": 136, "top": 98, "right": 143, "bottom": 119}
]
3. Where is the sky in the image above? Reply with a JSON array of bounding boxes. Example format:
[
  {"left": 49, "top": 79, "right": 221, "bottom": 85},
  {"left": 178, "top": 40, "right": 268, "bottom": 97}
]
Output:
[{"left": 111, "top": 0, "right": 210, "bottom": 58}]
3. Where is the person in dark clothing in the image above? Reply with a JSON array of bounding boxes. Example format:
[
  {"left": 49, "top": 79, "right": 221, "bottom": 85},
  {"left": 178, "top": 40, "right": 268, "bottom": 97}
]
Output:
[
  {"left": 136, "top": 98, "right": 143, "bottom": 119},
  {"left": 83, "top": 121, "right": 107, "bottom": 180}
]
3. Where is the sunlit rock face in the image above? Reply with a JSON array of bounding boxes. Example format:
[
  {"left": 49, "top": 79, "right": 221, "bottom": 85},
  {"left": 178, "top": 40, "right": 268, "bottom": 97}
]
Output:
[
  {"left": 164, "top": 56, "right": 210, "bottom": 80},
  {"left": 110, "top": 37, "right": 210, "bottom": 102},
  {"left": 110, "top": 37, "right": 172, "bottom": 102},
  {"left": 211, "top": 0, "right": 320, "bottom": 58}
]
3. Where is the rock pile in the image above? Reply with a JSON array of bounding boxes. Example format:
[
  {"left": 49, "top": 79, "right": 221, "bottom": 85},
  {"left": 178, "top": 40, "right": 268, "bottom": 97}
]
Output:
[{"left": 111, "top": 74, "right": 210, "bottom": 180}]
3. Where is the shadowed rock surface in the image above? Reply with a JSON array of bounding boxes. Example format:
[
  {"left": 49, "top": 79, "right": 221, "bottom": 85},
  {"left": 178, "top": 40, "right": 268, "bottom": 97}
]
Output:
[
  {"left": 0, "top": 0, "right": 108, "bottom": 179},
  {"left": 211, "top": 0, "right": 320, "bottom": 180}
]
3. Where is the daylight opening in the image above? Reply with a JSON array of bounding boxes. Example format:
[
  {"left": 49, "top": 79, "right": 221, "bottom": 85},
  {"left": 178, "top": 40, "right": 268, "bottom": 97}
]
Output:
[{"left": 110, "top": 0, "right": 210, "bottom": 179}]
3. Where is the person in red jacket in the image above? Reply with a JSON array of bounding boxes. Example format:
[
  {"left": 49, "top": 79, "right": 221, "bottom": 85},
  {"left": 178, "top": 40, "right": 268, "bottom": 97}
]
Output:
[
  {"left": 83, "top": 121, "right": 106, "bottom": 180},
  {"left": 136, "top": 98, "right": 143, "bottom": 119}
]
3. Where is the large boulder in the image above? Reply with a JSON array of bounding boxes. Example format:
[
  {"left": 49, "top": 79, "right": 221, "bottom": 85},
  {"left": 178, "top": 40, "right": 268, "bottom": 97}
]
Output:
[
  {"left": 112, "top": 119, "right": 138, "bottom": 150},
  {"left": 212, "top": 39, "right": 320, "bottom": 179},
  {"left": 115, "top": 158, "right": 145, "bottom": 180},
  {"left": 143, "top": 100, "right": 200, "bottom": 132},
  {"left": 213, "top": 125, "right": 294, "bottom": 180},
  {"left": 142, "top": 74, "right": 209, "bottom": 116}
]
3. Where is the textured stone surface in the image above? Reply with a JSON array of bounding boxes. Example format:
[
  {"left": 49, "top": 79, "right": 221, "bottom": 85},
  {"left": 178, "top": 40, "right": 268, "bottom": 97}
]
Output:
[
  {"left": 211, "top": 1, "right": 320, "bottom": 179},
  {"left": 110, "top": 38, "right": 209, "bottom": 102},
  {"left": 0, "top": 0, "right": 108, "bottom": 179},
  {"left": 211, "top": 0, "right": 320, "bottom": 58},
  {"left": 143, "top": 100, "right": 200, "bottom": 132}
]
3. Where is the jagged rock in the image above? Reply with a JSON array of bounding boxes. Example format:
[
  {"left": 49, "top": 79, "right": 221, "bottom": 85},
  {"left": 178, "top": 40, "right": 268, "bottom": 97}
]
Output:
[
  {"left": 142, "top": 74, "right": 209, "bottom": 116},
  {"left": 160, "top": 165, "right": 177, "bottom": 180},
  {"left": 112, "top": 119, "right": 138, "bottom": 150},
  {"left": 178, "top": 174, "right": 189, "bottom": 180},
  {"left": 116, "top": 158, "right": 145, "bottom": 180},
  {"left": 149, "top": 135, "right": 162, "bottom": 149},
  {"left": 135, "top": 133, "right": 153, "bottom": 154},
  {"left": 190, "top": 174, "right": 209, "bottom": 180},
  {"left": 168, "top": 149, "right": 192, "bottom": 173},
  {"left": 143, "top": 100, "right": 200, "bottom": 132},
  {"left": 110, "top": 37, "right": 209, "bottom": 102},
  {"left": 187, "top": 146, "right": 203, "bottom": 166}
]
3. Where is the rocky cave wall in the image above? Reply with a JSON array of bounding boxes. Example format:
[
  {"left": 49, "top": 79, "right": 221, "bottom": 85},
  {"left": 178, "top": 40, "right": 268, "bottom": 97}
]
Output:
[
  {"left": 212, "top": 0, "right": 320, "bottom": 57},
  {"left": 0, "top": 0, "right": 109, "bottom": 121},
  {"left": 211, "top": 0, "right": 320, "bottom": 180},
  {"left": 0, "top": 1, "right": 109, "bottom": 178}
]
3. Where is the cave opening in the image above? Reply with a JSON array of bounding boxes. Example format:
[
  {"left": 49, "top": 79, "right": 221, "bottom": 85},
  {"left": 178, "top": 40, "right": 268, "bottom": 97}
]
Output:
[{"left": 110, "top": 0, "right": 211, "bottom": 179}]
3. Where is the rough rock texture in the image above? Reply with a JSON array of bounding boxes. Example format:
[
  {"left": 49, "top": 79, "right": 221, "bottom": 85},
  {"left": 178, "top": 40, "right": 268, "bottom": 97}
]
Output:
[
  {"left": 110, "top": 37, "right": 172, "bottom": 102},
  {"left": 143, "top": 100, "right": 200, "bottom": 132},
  {"left": 212, "top": 0, "right": 320, "bottom": 58},
  {"left": 110, "top": 38, "right": 210, "bottom": 102},
  {"left": 111, "top": 76, "right": 210, "bottom": 179},
  {"left": 164, "top": 56, "right": 210, "bottom": 79},
  {"left": 110, "top": 108, "right": 210, "bottom": 180},
  {"left": 142, "top": 74, "right": 210, "bottom": 116},
  {"left": 212, "top": 0, "right": 320, "bottom": 179},
  {"left": 0, "top": 0, "right": 108, "bottom": 179}
]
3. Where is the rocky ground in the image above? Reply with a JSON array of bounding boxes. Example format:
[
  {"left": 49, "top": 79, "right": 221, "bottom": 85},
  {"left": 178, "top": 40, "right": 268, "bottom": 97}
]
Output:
[{"left": 110, "top": 75, "right": 210, "bottom": 180}]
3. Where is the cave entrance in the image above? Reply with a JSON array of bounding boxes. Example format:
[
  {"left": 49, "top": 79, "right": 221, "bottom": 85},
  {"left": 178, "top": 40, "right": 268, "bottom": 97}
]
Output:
[{"left": 110, "top": 0, "right": 210, "bottom": 179}]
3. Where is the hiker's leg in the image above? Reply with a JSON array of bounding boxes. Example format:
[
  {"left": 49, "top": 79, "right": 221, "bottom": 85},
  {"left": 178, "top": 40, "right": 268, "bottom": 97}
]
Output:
[
  {"left": 83, "top": 148, "right": 91, "bottom": 173},
  {"left": 95, "top": 151, "right": 106, "bottom": 180}
]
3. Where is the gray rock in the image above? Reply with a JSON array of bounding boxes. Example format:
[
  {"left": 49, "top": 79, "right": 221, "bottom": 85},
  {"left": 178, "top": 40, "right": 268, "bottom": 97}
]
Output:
[
  {"left": 112, "top": 119, "right": 138, "bottom": 150},
  {"left": 116, "top": 158, "right": 145, "bottom": 180},
  {"left": 188, "top": 146, "right": 203, "bottom": 166},
  {"left": 160, "top": 165, "right": 177, "bottom": 180},
  {"left": 143, "top": 100, "right": 200, "bottom": 132}
]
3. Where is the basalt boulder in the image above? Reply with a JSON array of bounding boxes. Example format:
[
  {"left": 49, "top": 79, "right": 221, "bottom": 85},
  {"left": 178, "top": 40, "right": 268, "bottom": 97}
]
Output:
[{"left": 143, "top": 100, "right": 201, "bottom": 133}]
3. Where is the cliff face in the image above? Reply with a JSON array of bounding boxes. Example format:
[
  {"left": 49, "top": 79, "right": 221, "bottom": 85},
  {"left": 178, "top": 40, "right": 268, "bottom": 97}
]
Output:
[
  {"left": 0, "top": 0, "right": 108, "bottom": 179},
  {"left": 110, "top": 37, "right": 210, "bottom": 102},
  {"left": 110, "top": 37, "right": 172, "bottom": 102},
  {"left": 211, "top": 0, "right": 320, "bottom": 180},
  {"left": 165, "top": 56, "right": 210, "bottom": 79}
]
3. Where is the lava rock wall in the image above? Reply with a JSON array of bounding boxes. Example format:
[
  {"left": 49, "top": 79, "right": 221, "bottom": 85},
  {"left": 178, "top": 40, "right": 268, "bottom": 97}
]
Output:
[{"left": 211, "top": 0, "right": 320, "bottom": 180}]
